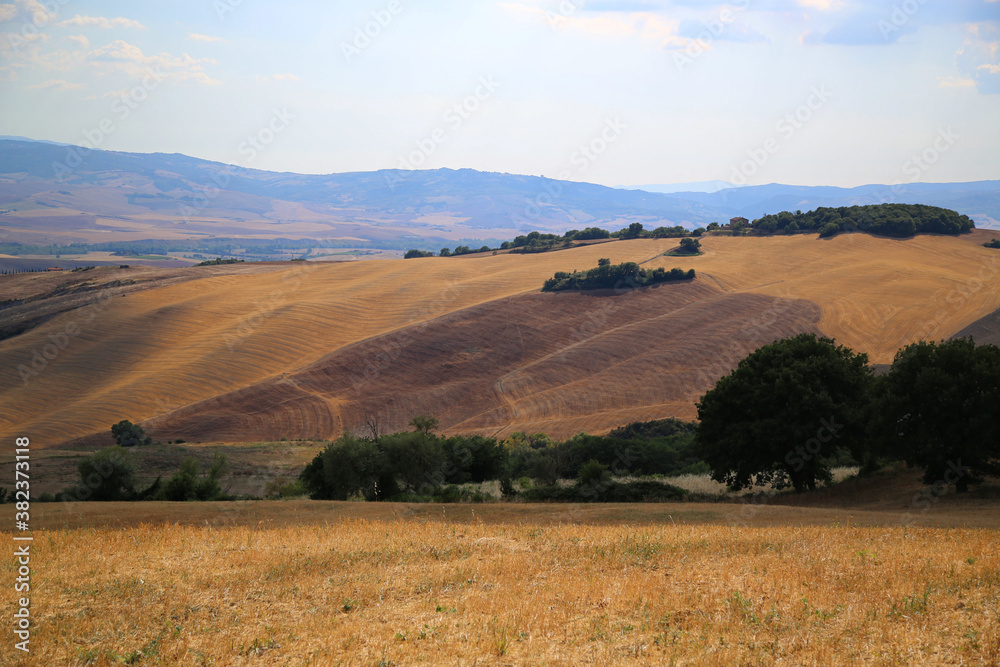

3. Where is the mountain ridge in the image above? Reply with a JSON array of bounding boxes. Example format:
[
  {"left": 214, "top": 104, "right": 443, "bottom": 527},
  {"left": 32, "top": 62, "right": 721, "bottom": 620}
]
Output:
[{"left": 0, "top": 138, "right": 997, "bottom": 252}]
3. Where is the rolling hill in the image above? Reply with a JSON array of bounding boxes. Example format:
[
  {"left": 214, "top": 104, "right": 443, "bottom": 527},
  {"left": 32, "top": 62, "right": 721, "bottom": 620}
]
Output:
[{"left": 2, "top": 229, "right": 999, "bottom": 449}]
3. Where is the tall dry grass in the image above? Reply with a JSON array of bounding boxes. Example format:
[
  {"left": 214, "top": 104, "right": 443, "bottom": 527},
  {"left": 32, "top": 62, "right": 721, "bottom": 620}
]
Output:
[{"left": 2, "top": 518, "right": 997, "bottom": 666}]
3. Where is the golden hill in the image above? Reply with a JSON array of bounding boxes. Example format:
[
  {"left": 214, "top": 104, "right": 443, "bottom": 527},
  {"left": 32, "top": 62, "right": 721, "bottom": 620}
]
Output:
[{"left": 1, "top": 232, "right": 999, "bottom": 448}]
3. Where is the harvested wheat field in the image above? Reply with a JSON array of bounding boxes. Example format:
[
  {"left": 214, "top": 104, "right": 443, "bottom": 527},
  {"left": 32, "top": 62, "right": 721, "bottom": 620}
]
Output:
[
  {"left": 2, "top": 233, "right": 999, "bottom": 446},
  {"left": 1, "top": 500, "right": 998, "bottom": 666}
]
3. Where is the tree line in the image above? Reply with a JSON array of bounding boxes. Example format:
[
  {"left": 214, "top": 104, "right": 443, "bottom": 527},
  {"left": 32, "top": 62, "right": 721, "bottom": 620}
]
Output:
[
  {"left": 404, "top": 224, "right": 708, "bottom": 259},
  {"left": 299, "top": 416, "right": 704, "bottom": 503},
  {"left": 23, "top": 335, "right": 994, "bottom": 505},
  {"left": 298, "top": 335, "right": 998, "bottom": 502}
]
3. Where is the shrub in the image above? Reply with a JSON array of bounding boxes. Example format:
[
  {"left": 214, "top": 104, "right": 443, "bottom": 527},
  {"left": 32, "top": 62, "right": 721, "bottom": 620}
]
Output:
[
  {"left": 578, "top": 459, "right": 610, "bottom": 487},
  {"left": 111, "top": 420, "right": 152, "bottom": 447},
  {"left": 522, "top": 480, "right": 686, "bottom": 502},
  {"left": 819, "top": 222, "right": 841, "bottom": 238},
  {"left": 677, "top": 237, "right": 701, "bottom": 253},
  {"left": 404, "top": 249, "right": 435, "bottom": 259},
  {"left": 162, "top": 454, "right": 228, "bottom": 501},
  {"left": 75, "top": 446, "right": 137, "bottom": 501}
]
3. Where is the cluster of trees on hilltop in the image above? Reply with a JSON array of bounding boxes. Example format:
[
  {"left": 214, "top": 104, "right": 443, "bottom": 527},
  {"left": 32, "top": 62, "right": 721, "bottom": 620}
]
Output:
[
  {"left": 542, "top": 258, "right": 695, "bottom": 292},
  {"left": 751, "top": 203, "right": 974, "bottom": 238}
]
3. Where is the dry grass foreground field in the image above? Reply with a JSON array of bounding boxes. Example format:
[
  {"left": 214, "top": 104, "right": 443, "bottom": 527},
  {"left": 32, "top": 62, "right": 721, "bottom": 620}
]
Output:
[
  {"left": 1, "top": 232, "right": 999, "bottom": 446},
  {"left": 1, "top": 500, "right": 999, "bottom": 666}
]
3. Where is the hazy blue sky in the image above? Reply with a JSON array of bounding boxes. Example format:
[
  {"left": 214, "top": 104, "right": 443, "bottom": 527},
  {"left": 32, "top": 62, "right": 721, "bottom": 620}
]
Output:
[{"left": 1, "top": 0, "right": 997, "bottom": 187}]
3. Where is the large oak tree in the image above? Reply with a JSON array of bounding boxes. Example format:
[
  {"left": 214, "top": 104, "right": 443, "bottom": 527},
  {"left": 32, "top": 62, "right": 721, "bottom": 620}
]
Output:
[{"left": 696, "top": 333, "right": 873, "bottom": 492}]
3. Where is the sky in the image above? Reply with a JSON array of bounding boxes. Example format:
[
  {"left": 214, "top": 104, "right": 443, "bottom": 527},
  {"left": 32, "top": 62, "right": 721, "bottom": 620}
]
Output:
[{"left": 0, "top": 0, "right": 998, "bottom": 188}]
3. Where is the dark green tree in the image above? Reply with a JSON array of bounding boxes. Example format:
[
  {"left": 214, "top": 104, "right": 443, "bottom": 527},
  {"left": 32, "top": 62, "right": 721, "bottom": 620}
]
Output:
[
  {"left": 410, "top": 415, "right": 439, "bottom": 434},
  {"left": 624, "top": 222, "right": 645, "bottom": 238},
  {"left": 696, "top": 333, "right": 873, "bottom": 492},
  {"left": 300, "top": 434, "right": 399, "bottom": 500},
  {"left": 869, "top": 338, "right": 1000, "bottom": 492},
  {"left": 76, "top": 446, "right": 137, "bottom": 501},
  {"left": 678, "top": 237, "right": 701, "bottom": 253},
  {"left": 162, "top": 453, "right": 228, "bottom": 501},
  {"left": 110, "top": 420, "right": 152, "bottom": 447}
]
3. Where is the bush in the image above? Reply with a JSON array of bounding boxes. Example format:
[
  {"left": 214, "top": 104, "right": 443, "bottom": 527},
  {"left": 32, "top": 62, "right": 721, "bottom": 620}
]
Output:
[
  {"left": 819, "top": 222, "right": 841, "bottom": 238},
  {"left": 984, "top": 239, "right": 1000, "bottom": 249},
  {"left": 265, "top": 478, "right": 308, "bottom": 499},
  {"left": 300, "top": 429, "right": 455, "bottom": 500},
  {"left": 522, "top": 480, "right": 686, "bottom": 502},
  {"left": 578, "top": 459, "right": 610, "bottom": 487},
  {"left": 75, "top": 446, "right": 137, "bottom": 501},
  {"left": 162, "top": 454, "right": 228, "bottom": 501},
  {"left": 677, "top": 237, "right": 701, "bottom": 253},
  {"left": 111, "top": 420, "right": 152, "bottom": 447},
  {"left": 404, "top": 249, "right": 435, "bottom": 259}
]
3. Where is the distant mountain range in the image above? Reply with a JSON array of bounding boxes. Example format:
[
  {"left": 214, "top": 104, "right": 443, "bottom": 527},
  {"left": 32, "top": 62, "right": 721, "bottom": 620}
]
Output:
[{"left": 0, "top": 137, "right": 996, "bottom": 249}]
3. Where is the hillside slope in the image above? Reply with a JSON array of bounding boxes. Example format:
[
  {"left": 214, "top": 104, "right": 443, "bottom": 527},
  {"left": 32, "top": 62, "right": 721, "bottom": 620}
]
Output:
[{"left": 2, "top": 234, "right": 999, "bottom": 447}]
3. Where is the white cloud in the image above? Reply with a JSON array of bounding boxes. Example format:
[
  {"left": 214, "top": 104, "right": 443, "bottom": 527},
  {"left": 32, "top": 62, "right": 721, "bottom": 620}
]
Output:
[
  {"left": 955, "top": 23, "right": 1000, "bottom": 94},
  {"left": 0, "top": 4, "right": 16, "bottom": 21},
  {"left": 796, "top": 0, "right": 843, "bottom": 10},
  {"left": 497, "top": 2, "right": 687, "bottom": 48},
  {"left": 26, "top": 78, "right": 82, "bottom": 90},
  {"left": 67, "top": 34, "right": 88, "bottom": 48},
  {"left": 87, "top": 40, "right": 221, "bottom": 85},
  {"left": 9, "top": 0, "right": 56, "bottom": 26},
  {"left": 187, "top": 33, "right": 226, "bottom": 43},
  {"left": 255, "top": 73, "right": 300, "bottom": 83},
  {"left": 59, "top": 15, "right": 145, "bottom": 30},
  {"left": 937, "top": 75, "right": 976, "bottom": 88}
]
